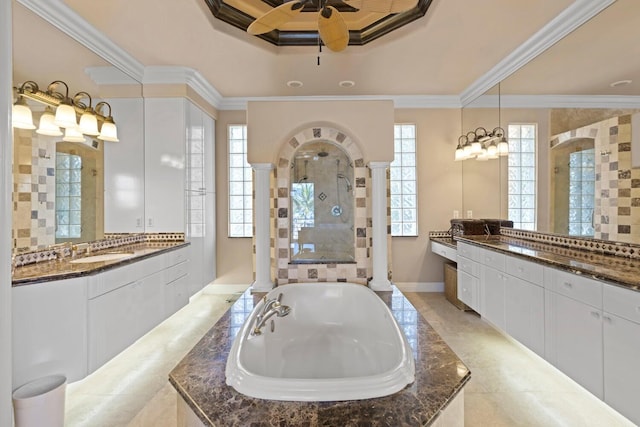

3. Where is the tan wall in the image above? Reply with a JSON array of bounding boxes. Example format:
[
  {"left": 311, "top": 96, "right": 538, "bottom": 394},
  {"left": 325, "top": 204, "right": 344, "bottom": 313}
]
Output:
[
  {"left": 246, "top": 100, "right": 394, "bottom": 164},
  {"left": 213, "top": 105, "right": 553, "bottom": 285},
  {"left": 392, "top": 109, "right": 463, "bottom": 284},
  {"left": 213, "top": 109, "right": 253, "bottom": 284}
]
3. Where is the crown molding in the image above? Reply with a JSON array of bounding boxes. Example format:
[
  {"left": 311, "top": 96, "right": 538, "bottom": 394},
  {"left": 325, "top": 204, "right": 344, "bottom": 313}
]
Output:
[
  {"left": 85, "top": 66, "right": 140, "bottom": 85},
  {"left": 16, "top": 0, "right": 145, "bottom": 82},
  {"left": 466, "top": 94, "right": 640, "bottom": 109},
  {"left": 142, "top": 66, "right": 224, "bottom": 110},
  {"left": 219, "top": 94, "right": 462, "bottom": 110},
  {"left": 459, "top": 0, "right": 616, "bottom": 106}
]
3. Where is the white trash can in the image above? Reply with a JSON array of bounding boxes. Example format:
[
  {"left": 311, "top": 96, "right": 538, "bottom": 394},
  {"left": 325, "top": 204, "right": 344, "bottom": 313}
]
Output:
[{"left": 12, "top": 375, "right": 66, "bottom": 427}]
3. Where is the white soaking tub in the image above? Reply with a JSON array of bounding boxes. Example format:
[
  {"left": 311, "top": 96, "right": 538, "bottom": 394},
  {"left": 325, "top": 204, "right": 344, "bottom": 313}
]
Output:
[{"left": 225, "top": 282, "right": 415, "bottom": 402}]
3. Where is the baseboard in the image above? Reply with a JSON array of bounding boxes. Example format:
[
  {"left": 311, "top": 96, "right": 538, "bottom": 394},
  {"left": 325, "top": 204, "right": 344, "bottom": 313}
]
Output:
[{"left": 394, "top": 282, "right": 444, "bottom": 292}]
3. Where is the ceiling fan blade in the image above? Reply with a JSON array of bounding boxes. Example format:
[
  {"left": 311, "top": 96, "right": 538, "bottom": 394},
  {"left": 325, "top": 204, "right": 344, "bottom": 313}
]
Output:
[
  {"left": 318, "top": 6, "right": 349, "bottom": 52},
  {"left": 247, "top": 1, "right": 305, "bottom": 35},
  {"left": 344, "top": 0, "right": 418, "bottom": 13}
]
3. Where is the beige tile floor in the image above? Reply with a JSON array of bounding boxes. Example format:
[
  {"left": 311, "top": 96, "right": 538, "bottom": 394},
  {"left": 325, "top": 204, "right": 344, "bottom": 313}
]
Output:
[{"left": 63, "top": 288, "right": 635, "bottom": 427}]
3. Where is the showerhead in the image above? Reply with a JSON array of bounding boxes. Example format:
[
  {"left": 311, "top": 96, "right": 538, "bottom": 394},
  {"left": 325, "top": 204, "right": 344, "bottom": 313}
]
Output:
[{"left": 317, "top": 151, "right": 329, "bottom": 157}]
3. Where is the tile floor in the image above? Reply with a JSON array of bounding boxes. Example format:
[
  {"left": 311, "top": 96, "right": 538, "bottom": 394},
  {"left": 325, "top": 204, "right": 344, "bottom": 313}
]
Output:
[{"left": 63, "top": 287, "right": 635, "bottom": 427}]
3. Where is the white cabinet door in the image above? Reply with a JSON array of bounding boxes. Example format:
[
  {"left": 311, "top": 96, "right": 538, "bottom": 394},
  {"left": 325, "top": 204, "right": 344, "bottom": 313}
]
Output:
[
  {"left": 545, "top": 290, "right": 603, "bottom": 398},
  {"left": 505, "top": 275, "right": 544, "bottom": 356},
  {"left": 12, "top": 277, "right": 88, "bottom": 387},
  {"left": 144, "top": 97, "right": 186, "bottom": 232},
  {"left": 480, "top": 265, "right": 506, "bottom": 331},
  {"left": 88, "top": 270, "right": 164, "bottom": 372},
  {"left": 103, "top": 97, "right": 145, "bottom": 232},
  {"left": 457, "top": 268, "right": 479, "bottom": 311},
  {"left": 603, "top": 313, "right": 640, "bottom": 426}
]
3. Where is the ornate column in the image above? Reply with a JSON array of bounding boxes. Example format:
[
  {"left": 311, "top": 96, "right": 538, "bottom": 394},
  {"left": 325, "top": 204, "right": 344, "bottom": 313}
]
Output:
[
  {"left": 251, "top": 163, "right": 275, "bottom": 291},
  {"left": 368, "top": 161, "right": 392, "bottom": 291}
]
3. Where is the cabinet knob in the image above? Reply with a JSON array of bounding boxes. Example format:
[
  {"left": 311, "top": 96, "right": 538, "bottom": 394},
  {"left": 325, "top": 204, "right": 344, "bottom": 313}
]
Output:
[
  {"left": 563, "top": 282, "right": 573, "bottom": 288},
  {"left": 590, "top": 311, "right": 600, "bottom": 319},
  {"left": 603, "top": 315, "right": 612, "bottom": 323}
]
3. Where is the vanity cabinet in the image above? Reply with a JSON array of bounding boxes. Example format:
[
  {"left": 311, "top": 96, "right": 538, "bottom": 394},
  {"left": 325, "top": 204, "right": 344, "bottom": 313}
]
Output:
[
  {"left": 456, "top": 242, "right": 480, "bottom": 312},
  {"left": 603, "top": 285, "right": 640, "bottom": 425},
  {"left": 12, "top": 277, "right": 88, "bottom": 388},
  {"left": 503, "top": 256, "right": 545, "bottom": 357},
  {"left": 12, "top": 247, "right": 191, "bottom": 389},
  {"left": 544, "top": 269, "right": 604, "bottom": 398},
  {"left": 479, "top": 247, "right": 506, "bottom": 331}
]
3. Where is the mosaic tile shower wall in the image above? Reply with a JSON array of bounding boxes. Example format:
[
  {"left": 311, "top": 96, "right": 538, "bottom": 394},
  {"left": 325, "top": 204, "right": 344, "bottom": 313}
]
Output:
[
  {"left": 268, "top": 126, "right": 381, "bottom": 285},
  {"left": 12, "top": 129, "right": 56, "bottom": 250},
  {"left": 551, "top": 114, "right": 640, "bottom": 243}
]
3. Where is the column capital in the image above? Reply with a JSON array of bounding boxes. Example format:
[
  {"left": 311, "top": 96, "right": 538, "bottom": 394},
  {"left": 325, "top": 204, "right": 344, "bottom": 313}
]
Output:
[
  {"left": 368, "top": 161, "right": 391, "bottom": 169},
  {"left": 250, "top": 163, "right": 275, "bottom": 171}
]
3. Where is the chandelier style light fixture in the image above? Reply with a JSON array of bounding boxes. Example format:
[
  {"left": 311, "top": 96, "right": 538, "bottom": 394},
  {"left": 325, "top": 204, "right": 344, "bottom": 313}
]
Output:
[
  {"left": 455, "top": 83, "right": 509, "bottom": 162},
  {"left": 11, "top": 80, "right": 119, "bottom": 143}
]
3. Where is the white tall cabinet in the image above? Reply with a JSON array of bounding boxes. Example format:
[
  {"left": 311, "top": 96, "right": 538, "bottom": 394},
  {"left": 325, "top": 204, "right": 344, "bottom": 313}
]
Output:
[
  {"left": 144, "top": 97, "right": 216, "bottom": 294},
  {"left": 103, "top": 97, "right": 145, "bottom": 232}
]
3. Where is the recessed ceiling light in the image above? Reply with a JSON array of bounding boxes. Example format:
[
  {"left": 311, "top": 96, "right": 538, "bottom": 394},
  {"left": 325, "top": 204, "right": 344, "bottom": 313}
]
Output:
[
  {"left": 287, "top": 80, "right": 303, "bottom": 88},
  {"left": 339, "top": 80, "right": 355, "bottom": 88},
  {"left": 610, "top": 79, "right": 632, "bottom": 88}
]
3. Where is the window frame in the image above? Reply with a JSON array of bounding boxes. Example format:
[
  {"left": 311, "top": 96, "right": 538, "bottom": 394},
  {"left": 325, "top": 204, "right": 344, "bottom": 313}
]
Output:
[
  {"left": 507, "top": 123, "right": 537, "bottom": 231},
  {"left": 227, "top": 124, "right": 253, "bottom": 238},
  {"left": 390, "top": 123, "right": 418, "bottom": 237}
]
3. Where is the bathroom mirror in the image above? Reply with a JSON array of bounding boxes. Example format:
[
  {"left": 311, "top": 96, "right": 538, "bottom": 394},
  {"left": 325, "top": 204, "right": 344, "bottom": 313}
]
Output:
[
  {"left": 11, "top": 2, "right": 144, "bottom": 251},
  {"left": 462, "top": 0, "right": 640, "bottom": 243},
  {"left": 290, "top": 141, "right": 355, "bottom": 263}
]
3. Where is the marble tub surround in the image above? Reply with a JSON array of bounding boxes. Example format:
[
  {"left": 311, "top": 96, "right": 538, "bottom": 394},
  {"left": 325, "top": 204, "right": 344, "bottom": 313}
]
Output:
[
  {"left": 457, "top": 234, "right": 640, "bottom": 291},
  {"left": 12, "top": 239, "right": 189, "bottom": 286},
  {"left": 169, "top": 286, "right": 470, "bottom": 426}
]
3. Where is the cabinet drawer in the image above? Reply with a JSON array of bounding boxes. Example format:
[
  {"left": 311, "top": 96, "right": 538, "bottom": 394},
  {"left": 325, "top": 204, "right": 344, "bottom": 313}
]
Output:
[
  {"left": 477, "top": 248, "right": 505, "bottom": 271},
  {"left": 166, "top": 247, "right": 188, "bottom": 267},
  {"left": 457, "top": 256, "right": 478, "bottom": 277},
  {"left": 505, "top": 256, "right": 544, "bottom": 286},
  {"left": 431, "top": 241, "right": 457, "bottom": 262},
  {"left": 165, "top": 260, "right": 189, "bottom": 283},
  {"left": 457, "top": 243, "right": 477, "bottom": 261},
  {"left": 88, "top": 254, "right": 165, "bottom": 299},
  {"left": 604, "top": 285, "right": 640, "bottom": 324},
  {"left": 549, "top": 269, "right": 602, "bottom": 308}
]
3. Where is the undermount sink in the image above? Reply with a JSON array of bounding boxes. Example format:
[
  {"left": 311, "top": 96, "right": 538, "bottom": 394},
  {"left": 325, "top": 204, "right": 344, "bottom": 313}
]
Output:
[{"left": 69, "top": 253, "right": 133, "bottom": 264}]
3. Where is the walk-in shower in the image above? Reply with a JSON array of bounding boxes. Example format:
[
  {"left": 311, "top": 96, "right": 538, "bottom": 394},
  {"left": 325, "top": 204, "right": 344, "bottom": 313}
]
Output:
[{"left": 290, "top": 141, "right": 354, "bottom": 263}]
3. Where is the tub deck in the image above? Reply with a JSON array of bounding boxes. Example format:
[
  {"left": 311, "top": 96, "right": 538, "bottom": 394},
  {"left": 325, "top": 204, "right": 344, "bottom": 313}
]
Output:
[{"left": 169, "top": 286, "right": 470, "bottom": 426}]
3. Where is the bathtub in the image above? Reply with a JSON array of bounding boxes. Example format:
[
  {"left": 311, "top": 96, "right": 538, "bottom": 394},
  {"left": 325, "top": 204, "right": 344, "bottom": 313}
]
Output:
[{"left": 225, "top": 282, "right": 415, "bottom": 402}]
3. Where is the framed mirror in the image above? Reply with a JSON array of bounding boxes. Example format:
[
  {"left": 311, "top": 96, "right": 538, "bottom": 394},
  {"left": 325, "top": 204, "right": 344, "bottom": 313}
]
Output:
[
  {"left": 11, "top": 2, "right": 144, "bottom": 252},
  {"left": 462, "top": 0, "right": 640, "bottom": 244}
]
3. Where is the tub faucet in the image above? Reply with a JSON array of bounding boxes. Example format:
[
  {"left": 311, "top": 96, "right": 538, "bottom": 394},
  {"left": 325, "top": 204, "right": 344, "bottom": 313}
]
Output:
[{"left": 252, "top": 293, "right": 291, "bottom": 336}]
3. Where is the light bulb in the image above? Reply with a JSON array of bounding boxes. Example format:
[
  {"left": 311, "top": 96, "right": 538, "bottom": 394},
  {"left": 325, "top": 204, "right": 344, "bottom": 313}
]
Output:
[
  {"left": 498, "top": 137, "right": 509, "bottom": 156},
  {"left": 12, "top": 97, "right": 35, "bottom": 130},
  {"left": 455, "top": 146, "right": 465, "bottom": 161},
  {"left": 79, "top": 109, "right": 99, "bottom": 136},
  {"left": 36, "top": 108, "right": 63, "bottom": 136},
  {"left": 54, "top": 102, "right": 78, "bottom": 128},
  {"left": 98, "top": 118, "right": 119, "bottom": 142},
  {"left": 63, "top": 125, "right": 86, "bottom": 143}
]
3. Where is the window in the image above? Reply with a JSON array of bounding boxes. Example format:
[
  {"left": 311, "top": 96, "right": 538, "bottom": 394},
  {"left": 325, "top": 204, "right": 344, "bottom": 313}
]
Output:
[
  {"left": 55, "top": 152, "right": 82, "bottom": 239},
  {"left": 568, "top": 148, "right": 595, "bottom": 236},
  {"left": 228, "top": 125, "right": 253, "bottom": 237},
  {"left": 390, "top": 124, "right": 418, "bottom": 236},
  {"left": 507, "top": 124, "right": 537, "bottom": 230}
]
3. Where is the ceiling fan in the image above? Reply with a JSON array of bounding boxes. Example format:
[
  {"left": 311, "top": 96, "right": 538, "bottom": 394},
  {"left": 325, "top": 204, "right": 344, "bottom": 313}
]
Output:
[{"left": 247, "top": 0, "right": 419, "bottom": 52}]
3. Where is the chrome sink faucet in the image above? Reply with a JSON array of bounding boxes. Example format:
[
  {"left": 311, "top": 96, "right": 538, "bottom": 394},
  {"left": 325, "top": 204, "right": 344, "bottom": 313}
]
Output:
[{"left": 252, "top": 293, "right": 291, "bottom": 336}]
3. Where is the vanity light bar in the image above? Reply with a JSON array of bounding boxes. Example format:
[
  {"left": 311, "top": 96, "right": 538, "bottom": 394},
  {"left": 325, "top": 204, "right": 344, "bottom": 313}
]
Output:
[{"left": 12, "top": 80, "right": 118, "bottom": 142}]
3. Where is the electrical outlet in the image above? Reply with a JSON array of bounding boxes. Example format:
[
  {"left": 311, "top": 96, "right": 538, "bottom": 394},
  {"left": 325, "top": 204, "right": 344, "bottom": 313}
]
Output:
[
  {"left": 136, "top": 218, "right": 142, "bottom": 228},
  {"left": 466, "top": 210, "right": 473, "bottom": 219},
  {"left": 147, "top": 218, "right": 153, "bottom": 227},
  {"left": 453, "top": 210, "right": 460, "bottom": 219}
]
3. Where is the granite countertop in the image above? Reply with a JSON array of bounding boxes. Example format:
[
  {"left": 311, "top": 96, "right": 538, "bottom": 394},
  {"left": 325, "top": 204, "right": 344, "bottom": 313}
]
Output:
[
  {"left": 429, "top": 236, "right": 456, "bottom": 249},
  {"left": 169, "top": 287, "right": 471, "bottom": 427},
  {"left": 456, "top": 235, "right": 640, "bottom": 291},
  {"left": 12, "top": 241, "right": 189, "bottom": 286}
]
